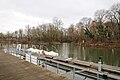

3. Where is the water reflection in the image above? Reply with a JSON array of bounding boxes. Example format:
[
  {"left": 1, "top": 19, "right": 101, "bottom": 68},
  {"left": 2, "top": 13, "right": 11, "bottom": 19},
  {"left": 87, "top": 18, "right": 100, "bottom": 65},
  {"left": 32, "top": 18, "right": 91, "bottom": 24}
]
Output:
[
  {"left": 57, "top": 43, "right": 120, "bottom": 67},
  {"left": 2, "top": 43, "right": 120, "bottom": 67},
  {"left": 60, "top": 43, "right": 69, "bottom": 58}
]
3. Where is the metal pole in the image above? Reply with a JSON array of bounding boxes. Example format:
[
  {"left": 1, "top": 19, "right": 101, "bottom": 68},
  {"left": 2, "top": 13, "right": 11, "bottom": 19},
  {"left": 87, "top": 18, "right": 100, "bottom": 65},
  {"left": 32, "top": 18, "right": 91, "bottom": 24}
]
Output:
[
  {"left": 45, "top": 59, "right": 47, "bottom": 69},
  {"left": 97, "top": 56, "right": 102, "bottom": 80},
  {"left": 98, "top": 61, "right": 102, "bottom": 72},
  {"left": 37, "top": 58, "right": 40, "bottom": 65},
  {"left": 30, "top": 55, "right": 31, "bottom": 63},
  {"left": 83, "top": 76, "right": 87, "bottom": 80},
  {"left": 98, "top": 56, "right": 102, "bottom": 72},
  {"left": 97, "top": 72, "right": 99, "bottom": 80},
  {"left": 57, "top": 63, "right": 59, "bottom": 74},
  {"left": 73, "top": 67, "right": 75, "bottom": 79}
]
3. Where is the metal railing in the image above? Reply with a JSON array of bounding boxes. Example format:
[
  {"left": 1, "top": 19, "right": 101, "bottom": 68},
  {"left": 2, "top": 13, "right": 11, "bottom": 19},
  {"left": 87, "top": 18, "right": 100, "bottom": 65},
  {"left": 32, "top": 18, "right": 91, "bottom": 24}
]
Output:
[{"left": 3, "top": 48, "right": 120, "bottom": 80}]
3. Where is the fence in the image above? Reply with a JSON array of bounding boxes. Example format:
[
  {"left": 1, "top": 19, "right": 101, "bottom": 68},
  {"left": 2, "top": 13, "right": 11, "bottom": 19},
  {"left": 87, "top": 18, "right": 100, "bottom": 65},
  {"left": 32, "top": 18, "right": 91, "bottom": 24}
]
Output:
[{"left": 3, "top": 48, "right": 120, "bottom": 80}]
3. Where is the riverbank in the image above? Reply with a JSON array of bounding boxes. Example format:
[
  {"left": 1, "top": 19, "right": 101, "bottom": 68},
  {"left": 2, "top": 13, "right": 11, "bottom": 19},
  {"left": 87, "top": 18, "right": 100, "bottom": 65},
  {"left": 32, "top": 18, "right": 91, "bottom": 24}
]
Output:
[
  {"left": 0, "top": 50, "right": 70, "bottom": 80},
  {"left": 76, "top": 42, "right": 120, "bottom": 48},
  {"left": 1, "top": 40, "right": 120, "bottom": 48}
]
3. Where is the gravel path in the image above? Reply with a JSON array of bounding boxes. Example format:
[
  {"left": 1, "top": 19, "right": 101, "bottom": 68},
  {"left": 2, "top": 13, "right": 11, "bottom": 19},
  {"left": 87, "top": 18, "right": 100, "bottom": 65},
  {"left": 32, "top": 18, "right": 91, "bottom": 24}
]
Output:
[{"left": 0, "top": 50, "right": 70, "bottom": 80}]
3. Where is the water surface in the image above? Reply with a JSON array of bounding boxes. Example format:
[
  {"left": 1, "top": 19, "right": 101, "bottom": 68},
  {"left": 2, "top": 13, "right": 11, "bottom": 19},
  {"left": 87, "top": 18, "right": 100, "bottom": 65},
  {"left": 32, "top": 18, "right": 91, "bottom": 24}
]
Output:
[
  {"left": 47, "top": 43, "right": 120, "bottom": 67},
  {"left": 3, "top": 43, "right": 120, "bottom": 67}
]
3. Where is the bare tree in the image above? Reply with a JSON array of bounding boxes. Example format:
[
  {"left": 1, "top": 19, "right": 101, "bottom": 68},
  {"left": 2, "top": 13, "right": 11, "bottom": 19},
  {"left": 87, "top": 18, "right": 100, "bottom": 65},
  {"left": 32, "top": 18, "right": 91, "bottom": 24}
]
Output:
[
  {"left": 104, "top": 10, "right": 118, "bottom": 40},
  {"left": 52, "top": 17, "right": 63, "bottom": 28},
  {"left": 94, "top": 9, "right": 107, "bottom": 41},
  {"left": 18, "top": 29, "right": 23, "bottom": 42},
  {"left": 25, "top": 25, "right": 31, "bottom": 45},
  {"left": 94, "top": 9, "right": 107, "bottom": 23},
  {"left": 80, "top": 17, "right": 92, "bottom": 28},
  {"left": 110, "top": 3, "right": 120, "bottom": 39}
]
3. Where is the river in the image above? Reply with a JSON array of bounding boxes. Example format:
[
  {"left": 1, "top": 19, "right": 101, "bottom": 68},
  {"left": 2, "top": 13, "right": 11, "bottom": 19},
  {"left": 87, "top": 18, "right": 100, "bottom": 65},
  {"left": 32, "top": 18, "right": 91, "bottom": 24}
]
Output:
[
  {"left": 46, "top": 43, "right": 120, "bottom": 67},
  {"left": 2, "top": 43, "right": 120, "bottom": 67}
]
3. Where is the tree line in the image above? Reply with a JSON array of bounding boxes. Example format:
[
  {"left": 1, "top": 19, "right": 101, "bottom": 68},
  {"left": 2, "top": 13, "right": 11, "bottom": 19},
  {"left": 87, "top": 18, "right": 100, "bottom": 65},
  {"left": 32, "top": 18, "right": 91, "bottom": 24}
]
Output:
[{"left": 0, "top": 3, "right": 120, "bottom": 45}]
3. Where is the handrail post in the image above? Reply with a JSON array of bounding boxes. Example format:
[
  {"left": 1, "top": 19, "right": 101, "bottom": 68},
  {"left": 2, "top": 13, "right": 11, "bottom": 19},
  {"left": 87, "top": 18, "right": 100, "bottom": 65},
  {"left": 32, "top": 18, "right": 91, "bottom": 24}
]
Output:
[
  {"left": 97, "top": 72, "right": 99, "bottom": 80},
  {"left": 97, "top": 56, "right": 102, "bottom": 80},
  {"left": 30, "top": 54, "right": 31, "bottom": 63},
  {"left": 45, "top": 58, "right": 47, "bottom": 69},
  {"left": 57, "top": 63, "right": 59, "bottom": 74},
  {"left": 73, "top": 67, "right": 75, "bottom": 79},
  {"left": 37, "top": 58, "right": 40, "bottom": 65}
]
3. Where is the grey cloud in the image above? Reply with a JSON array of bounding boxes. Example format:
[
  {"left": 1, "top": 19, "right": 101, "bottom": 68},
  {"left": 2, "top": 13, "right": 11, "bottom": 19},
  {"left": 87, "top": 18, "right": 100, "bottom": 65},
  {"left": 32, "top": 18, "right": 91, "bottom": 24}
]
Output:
[{"left": 0, "top": 0, "right": 119, "bottom": 33}]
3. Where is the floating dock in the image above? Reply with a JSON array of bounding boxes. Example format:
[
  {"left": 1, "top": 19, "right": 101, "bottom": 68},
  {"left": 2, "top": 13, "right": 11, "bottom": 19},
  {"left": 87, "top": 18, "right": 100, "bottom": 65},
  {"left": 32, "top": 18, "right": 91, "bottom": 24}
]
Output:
[
  {"left": 54, "top": 57, "right": 120, "bottom": 75},
  {"left": 37, "top": 56, "right": 120, "bottom": 80},
  {"left": 4, "top": 48, "right": 120, "bottom": 80}
]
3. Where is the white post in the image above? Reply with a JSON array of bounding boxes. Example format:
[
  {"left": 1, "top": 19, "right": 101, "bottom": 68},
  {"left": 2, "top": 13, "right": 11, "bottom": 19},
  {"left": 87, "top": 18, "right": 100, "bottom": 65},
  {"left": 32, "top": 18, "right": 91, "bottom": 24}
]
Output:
[
  {"left": 97, "top": 56, "right": 102, "bottom": 80},
  {"left": 30, "top": 55, "right": 31, "bottom": 63},
  {"left": 4, "top": 49, "right": 7, "bottom": 53},
  {"left": 98, "top": 56, "right": 102, "bottom": 72},
  {"left": 98, "top": 61, "right": 102, "bottom": 72}
]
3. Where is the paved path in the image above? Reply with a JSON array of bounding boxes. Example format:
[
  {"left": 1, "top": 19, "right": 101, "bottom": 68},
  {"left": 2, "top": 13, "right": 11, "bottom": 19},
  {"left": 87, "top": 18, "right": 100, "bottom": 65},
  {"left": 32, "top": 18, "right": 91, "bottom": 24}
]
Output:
[{"left": 0, "top": 50, "right": 70, "bottom": 80}]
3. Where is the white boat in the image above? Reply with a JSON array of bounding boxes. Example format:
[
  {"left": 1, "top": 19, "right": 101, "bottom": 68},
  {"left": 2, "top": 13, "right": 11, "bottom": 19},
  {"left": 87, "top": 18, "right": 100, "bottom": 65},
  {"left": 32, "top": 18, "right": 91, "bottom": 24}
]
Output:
[
  {"left": 26, "top": 48, "right": 59, "bottom": 56},
  {"left": 45, "top": 51, "right": 59, "bottom": 56},
  {"left": 27, "top": 48, "right": 34, "bottom": 52}
]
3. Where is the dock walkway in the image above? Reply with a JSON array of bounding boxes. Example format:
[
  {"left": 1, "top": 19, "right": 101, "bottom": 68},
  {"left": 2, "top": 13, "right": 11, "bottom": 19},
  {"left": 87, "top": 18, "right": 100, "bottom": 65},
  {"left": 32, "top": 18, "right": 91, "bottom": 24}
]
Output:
[{"left": 0, "top": 50, "right": 70, "bottom": 80}]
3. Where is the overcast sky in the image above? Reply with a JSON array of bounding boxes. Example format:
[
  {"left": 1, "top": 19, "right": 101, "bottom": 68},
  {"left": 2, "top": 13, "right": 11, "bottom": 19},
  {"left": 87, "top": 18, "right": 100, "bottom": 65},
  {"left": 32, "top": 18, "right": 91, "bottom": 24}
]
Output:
[{"left": 0, "top": 0, "right": 119, "bottom": 33}]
